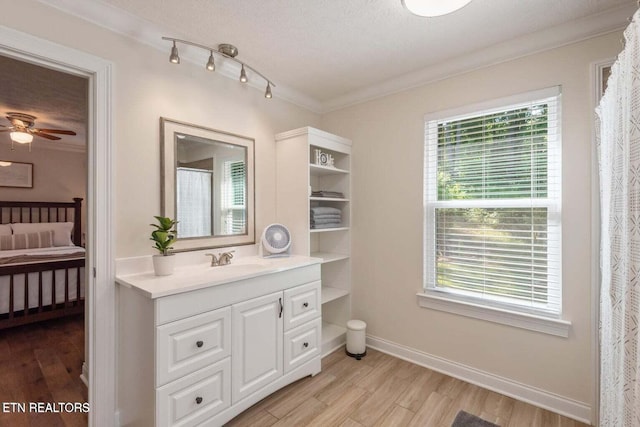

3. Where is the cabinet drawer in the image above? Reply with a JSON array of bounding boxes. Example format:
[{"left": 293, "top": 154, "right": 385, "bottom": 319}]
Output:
[
  {"left": 157, "top": 307, "right": 231, "bottom": 387},
  {"left": 156, "top": 358, "right": 231, "bottom": 427},
  {"left": 284, "top": 318, "right": 321, "bottom": 373},
  {"left": 283, "top": 281, "right": 320, "bottom": 331}
]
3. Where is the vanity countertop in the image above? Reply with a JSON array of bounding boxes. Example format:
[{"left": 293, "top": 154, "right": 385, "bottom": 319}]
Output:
[{"left": 115, "top": 255, "right": 321, "bottom": 299}]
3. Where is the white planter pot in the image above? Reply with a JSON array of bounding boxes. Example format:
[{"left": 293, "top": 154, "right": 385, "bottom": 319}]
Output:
[{"left": 152, "top": 254, "right": 175, "bottom": 276}]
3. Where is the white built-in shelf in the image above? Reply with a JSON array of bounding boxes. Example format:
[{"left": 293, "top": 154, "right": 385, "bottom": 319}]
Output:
[
  {"left": 309, "top": 197, "right": 350, "bottom": 202},
  {"left": 311, "top": 252, "right": 350, "bottom": 264},
  {"left": 309, "top": 164, "right": 350, "bottom": 176},
  {"left": 322, "top": 286, "right": 350, "bottom": 304},
  {"left": 310, "top": 227, "right": 350, "bottom": 233},
  {"left": 322, "top": 321, "right": 346, "bottom": 343}
]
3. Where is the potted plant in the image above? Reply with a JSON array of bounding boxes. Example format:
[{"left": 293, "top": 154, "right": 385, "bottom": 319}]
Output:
[{"left": 150, "top": 215, "right": 178, "bottom": 276}]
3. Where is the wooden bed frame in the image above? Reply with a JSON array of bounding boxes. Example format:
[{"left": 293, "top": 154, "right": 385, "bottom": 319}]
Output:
[{"left": 0, "top": 198, "right": 85, "bottom": 330}]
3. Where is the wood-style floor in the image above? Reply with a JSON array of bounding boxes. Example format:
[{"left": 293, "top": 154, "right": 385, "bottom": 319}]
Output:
[
  {"left": 227, "top": 348, "right": 590, "bottom": 427},
  {"left": 0, "top": 314, "right": 87, "bottom": 427},
  {"left": 0, "top": 316, "right": 590, "bottom": 427}
]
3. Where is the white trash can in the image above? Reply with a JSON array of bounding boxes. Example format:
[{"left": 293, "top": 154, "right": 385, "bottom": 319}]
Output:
[{"left": 346, "top": 319, "right": 367, "bottom": 360}]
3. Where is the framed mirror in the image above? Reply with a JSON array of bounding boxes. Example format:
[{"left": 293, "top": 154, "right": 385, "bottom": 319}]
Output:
[{"left": 161, "top": 118, "right": 255, "bottom": 251}]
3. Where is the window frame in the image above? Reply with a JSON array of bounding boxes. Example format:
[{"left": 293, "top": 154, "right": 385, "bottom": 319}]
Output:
[{"left": 419, "top": 87, "right": 570, "bottom": 337}]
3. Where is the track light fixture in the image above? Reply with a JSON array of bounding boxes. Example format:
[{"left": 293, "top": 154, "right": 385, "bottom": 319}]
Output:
[
  {"left": 239, "top": 64, "right": 248, "bottom": 83},
  {"left": 206, "top": 51, "right": 215, "bottom": 71},
  {"left": 169, "top": 40, "right": 180, "bottom": 64},
  {"left": 163, "top": 37, "right": 275, "bottom": 99}
]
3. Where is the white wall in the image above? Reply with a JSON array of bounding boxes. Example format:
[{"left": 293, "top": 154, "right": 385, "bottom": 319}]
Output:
[
  {"left": 0, "top": 0, "right": 321, "bottom": 258},
  {"left": 0, "top": 146, "right": 86, "bottom": 204},
  {"left": 321, "top": 32, "right": 620, "bottom": 416}
]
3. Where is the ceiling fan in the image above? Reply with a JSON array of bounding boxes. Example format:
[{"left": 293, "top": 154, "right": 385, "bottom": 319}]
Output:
[{"left": 0, "top": 112, "right": 76, "bottom": 150}]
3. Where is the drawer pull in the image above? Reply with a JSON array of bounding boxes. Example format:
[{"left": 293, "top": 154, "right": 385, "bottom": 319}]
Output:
[
  {"left": 303, "top": 302, "right": 309, "bottom": 308},
  {"left": 195, "top": 396, "right": 203, "bottom": 405},
  {"left": 303, "top": 342, "right": 309, "bottom": 348},
  {"left": 196, "top": 340, "right": 204, "bottom": 348}
]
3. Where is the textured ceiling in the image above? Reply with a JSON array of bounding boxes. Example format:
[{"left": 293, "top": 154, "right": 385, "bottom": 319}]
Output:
[
  {"left": 97, "top": 0, "right": 635, "bottom": 104},
  {"left": 0, "top": 55, "right": 87, "bottom": 151}
]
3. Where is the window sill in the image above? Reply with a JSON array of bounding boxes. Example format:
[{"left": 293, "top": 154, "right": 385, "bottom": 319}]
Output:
[{"left": 416, "top": 292, "right": 571, "bottom": 338}]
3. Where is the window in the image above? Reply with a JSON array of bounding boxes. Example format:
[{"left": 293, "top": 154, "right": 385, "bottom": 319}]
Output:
[
  {"left": 221, "top": 160, "right": 247, "bottom": 234},
  {"left": 422, "top": 87, "right": 564, "bottom": 329}
]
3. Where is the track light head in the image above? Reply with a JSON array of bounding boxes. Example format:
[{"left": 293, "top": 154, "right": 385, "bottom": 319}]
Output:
[
  {"left": 265, "top": 82, "right": 272, "bottom": 99},
  {"left": 206, "top": 51, "right": 215, "bottom": 71},
  {"left": 240, "top": 64, "right": 248, "bottom": 83},
  {"left": 169, "top": 41, "right": 180, "bottom": 64}
]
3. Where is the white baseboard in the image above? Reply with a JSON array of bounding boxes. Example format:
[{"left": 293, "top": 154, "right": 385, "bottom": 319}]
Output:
[{"left": 366, "top": 335, "right": 592, "bottom": 425}]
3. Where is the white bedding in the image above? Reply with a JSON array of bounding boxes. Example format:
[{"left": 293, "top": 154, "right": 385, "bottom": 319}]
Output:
[{"left": 0, "top": 246, "right": 86, "bottom": 314}]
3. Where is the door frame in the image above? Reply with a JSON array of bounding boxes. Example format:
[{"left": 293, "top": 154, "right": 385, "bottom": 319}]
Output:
[{"left": 0, "top": 25, "right": 115, "bottom": 425}]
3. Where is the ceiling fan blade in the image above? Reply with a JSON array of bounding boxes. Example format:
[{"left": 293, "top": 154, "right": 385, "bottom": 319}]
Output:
[
  {"left": 34, "top": 128, "right": 77, "bottom": 135},
  {"left": 0, "top": 129, "right": 11, "bottom": 133},
  {"left": 32, "top": 131, "right": 61, "bottom": 140}
]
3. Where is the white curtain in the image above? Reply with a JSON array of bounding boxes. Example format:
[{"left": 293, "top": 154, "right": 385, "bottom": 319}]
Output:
[
  {"left": 596, "top": 11, "right": 640, "bottom": 426},
  {"left": 176, "top": 168, "right": 212, "bottom": 238}
]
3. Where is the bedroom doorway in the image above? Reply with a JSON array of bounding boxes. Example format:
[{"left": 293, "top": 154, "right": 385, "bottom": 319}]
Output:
[
  {"left": 0, "top": 53, "right": 89, "bottom": 425},
  {"left": 0, "top": 26, "right": 114, "bottom": 426}
]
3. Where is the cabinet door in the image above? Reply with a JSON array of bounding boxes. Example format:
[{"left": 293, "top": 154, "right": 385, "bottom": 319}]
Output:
[{"left": 232, "top": 291, "right": 283, "bottom": 403}]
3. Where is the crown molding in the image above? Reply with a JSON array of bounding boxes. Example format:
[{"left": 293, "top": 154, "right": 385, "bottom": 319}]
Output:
[
  {"left": 37, "top": 0, "right": 635, "bottom": 115},
  {"left": 321, "top": 2, "right": 635, "bottom": 113}
]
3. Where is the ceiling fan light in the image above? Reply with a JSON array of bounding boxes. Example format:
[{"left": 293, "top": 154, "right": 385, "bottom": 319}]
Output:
[
  {"left": 401, "top": 0, "right": 473, "bottom": 17},
  {"left": 169, "top": 41, "right": 180, "bottom": 64},
  {"left": 10, "top": 131, "right": 33, "bottom": 144},
  {"left": 240, "top": 64, "right": 248, "bottom": 83}
]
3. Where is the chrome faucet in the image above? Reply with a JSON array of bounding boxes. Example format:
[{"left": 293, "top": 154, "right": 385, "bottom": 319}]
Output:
[
  {"left": 205, "top": 253, "right": 219, "bottom": 266},
  {"left": 205, "top": 250, "right": 235, "bottom": 267},
  {"left": 218, "top": 251, "right": 235, "bottom": 266}
]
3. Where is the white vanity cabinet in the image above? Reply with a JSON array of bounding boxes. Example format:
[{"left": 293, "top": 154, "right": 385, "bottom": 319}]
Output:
[{"left": 116, "top": 258, "right": 321, "bottom": 427}]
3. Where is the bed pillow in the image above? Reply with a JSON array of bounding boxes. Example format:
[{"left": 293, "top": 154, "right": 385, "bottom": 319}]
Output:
[
  {"left": 10, "top": 222, "right": 74, "bottom": 247},
  {"left": 0, "top": 224, "right": 11, "bottom": 236},
  {"left": 0, "top": 230, "right": 54, "bottom": 251}
]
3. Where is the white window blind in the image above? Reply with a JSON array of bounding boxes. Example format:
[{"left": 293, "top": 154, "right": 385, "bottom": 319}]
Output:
[{"left": 424, "top": 87, "right": 561, "bottom": 316}]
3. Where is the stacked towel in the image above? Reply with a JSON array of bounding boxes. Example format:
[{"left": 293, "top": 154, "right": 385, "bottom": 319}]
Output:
[
  {"left": 310, "top": 206, "right": 342, "bottom": 229},
  {"left": 311, "top": 190, "right": 345, "bottom": 199}
]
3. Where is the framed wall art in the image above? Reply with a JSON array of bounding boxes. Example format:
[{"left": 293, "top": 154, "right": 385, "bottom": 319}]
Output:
[{"left": 0, "top": 161, "right": 33, "bottom": 188}]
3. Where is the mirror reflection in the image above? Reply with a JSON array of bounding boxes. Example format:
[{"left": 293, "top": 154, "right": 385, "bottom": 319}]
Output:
[
  {"left": 161, "top": 118, "right": 255, "bottom": 251},
  {"left": 175, "top": 134, "right": 247, "bottom": 238}
]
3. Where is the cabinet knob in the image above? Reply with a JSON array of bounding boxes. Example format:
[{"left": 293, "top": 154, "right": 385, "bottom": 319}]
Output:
[
  {"left": 195, "top": 396, "right": 203, "bottom": 405},
  {"left": 303, "top": 302, "right": 309, "bottom": 308},
  {"left": 303, "top": 342, "right": 309, "bottom": 348},
  {"left": 196, "top": 340, "right": 204, "bottom": 348}
]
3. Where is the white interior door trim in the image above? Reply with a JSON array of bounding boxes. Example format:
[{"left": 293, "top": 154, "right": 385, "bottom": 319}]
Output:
[{"left": 0, "top": 24, "right": 115, "bottom": 426}]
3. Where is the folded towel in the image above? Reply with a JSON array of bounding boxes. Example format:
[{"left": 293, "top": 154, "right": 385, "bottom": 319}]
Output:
[
  {"left": 311, "top": 191, "right": 345, "bottom": 198},
  {"left": 311, "top": 217, "right": 342, "bottom": 225},
  {"left": 310, "top": 206, "right": 341, "bottom": 216},
  {"left": 311, "top": 213, "right": 342, "bottom": 219},
  {"left": 311, "top": 223, "right": 343, "bottom": 229}
]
